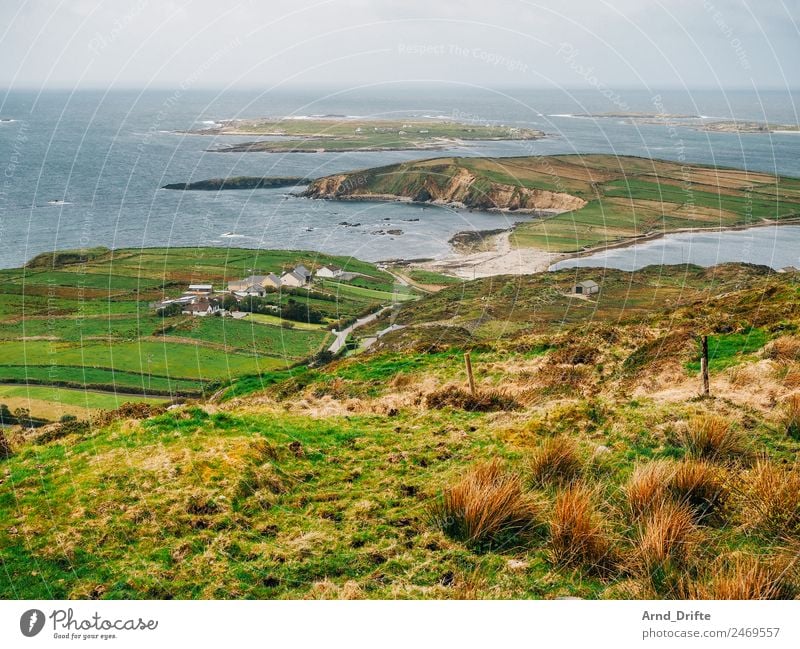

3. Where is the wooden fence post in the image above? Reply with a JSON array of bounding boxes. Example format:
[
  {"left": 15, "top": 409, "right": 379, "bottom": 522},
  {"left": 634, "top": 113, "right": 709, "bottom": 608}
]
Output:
[
  {"left": 464, "top": 352, "right": 476, "bottom": 396},
  {"left": 700, "top": 335, "right": 710, "bottom": 396}
]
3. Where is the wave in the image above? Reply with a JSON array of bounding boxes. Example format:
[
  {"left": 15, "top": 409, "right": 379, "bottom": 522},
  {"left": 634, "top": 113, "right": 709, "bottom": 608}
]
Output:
[{"left": 220, "top": 232, "right": 246, "bottom": 238}]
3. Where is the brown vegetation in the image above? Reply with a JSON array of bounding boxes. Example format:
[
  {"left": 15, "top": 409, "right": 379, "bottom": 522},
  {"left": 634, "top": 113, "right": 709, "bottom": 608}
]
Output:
[
  {"left": 431, "top": 459, "right": 542, "bottom": 549},
  {"left": 549, "top": 484, "right": 615, "bottom": 573}
]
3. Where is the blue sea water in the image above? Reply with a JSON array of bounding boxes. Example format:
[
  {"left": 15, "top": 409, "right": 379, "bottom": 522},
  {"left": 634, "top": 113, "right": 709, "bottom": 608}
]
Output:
[{"left": 0, "top": 85, "right": 798, "bottom": 269}]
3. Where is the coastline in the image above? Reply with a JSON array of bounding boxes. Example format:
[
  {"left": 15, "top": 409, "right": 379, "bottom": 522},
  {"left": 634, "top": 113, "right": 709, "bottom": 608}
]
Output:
[{"left": 409, "top": 216, "right": 800, "bottom": 279}]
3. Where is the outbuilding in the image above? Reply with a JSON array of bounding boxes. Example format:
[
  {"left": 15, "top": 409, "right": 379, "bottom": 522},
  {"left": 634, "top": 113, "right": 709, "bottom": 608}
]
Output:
[{"left": 574, "top": 280, "right": 600, "bottom": 295}]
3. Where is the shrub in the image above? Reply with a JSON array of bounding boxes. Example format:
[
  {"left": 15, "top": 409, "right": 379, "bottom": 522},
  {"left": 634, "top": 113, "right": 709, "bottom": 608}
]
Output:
[
  {"left": 635, "top": 501, "right": 697, "bottom": 576},
  {"left": 549, "top": 483, "right": 615, "bottom": 572},
  {"left": 430, "top": 459, "right": 541, "bottom": 550},
  {"left": 530, "top": 436, "right": 583, "bottom": 486},
  {"left": 425, "top": 386, "right": 520, "bottom": 412},
  {"left": 738, "top": 460, "right": 800, "bottom": 537},
  {"left": 783, "top": 393, "right": 800, "bottom": 440},
  {"left": 682, "top": 415, "right": 746, "bottom": 460},
  {"left": 0, "top": 428, "right": 11, "bottom": 459}
]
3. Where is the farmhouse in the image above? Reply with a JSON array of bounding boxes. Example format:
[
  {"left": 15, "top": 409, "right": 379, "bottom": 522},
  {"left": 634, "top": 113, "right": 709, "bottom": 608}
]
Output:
[
  {"left": 227, "top": 273, "right": 281, "bottom": 294},
  {"left": 182, "top": 298, "right": 220, "bottom": 316},
  {"left": 315, "top": 265, "right": 343, "bottom": 279},
  {"left": 280, "top": 269, "right": 307, "bottom": 288},
  {"left": 574, "top": 280, "right": 600, "bottom": 295}
]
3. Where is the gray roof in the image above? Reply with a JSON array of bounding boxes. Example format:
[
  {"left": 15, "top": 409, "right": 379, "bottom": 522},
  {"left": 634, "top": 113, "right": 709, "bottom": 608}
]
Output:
[
  {"left": 577, "top": 280, "right": 599, "bottom": 288},
  {"left": 282, "top": 270, "right": 306, "bottom": 283},
  {"left": 293, "top": 264, "right": 311, "bottom": 278}
]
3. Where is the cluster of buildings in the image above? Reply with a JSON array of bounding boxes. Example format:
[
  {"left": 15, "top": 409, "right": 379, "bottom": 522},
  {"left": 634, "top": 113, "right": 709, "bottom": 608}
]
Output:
[{"left": 152, "top": 264, "right": 351, "bottom": 316}]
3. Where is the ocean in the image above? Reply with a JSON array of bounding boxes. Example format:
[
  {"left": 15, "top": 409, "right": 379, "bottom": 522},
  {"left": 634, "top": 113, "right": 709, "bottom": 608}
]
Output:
[{"left": 1, "top": 85, "right": 798, "bottom": 270}]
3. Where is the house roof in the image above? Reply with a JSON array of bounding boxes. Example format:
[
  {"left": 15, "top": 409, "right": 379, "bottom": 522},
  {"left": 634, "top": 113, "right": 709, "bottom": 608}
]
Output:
[
  {"left": 282, "top": 270, "right": 305, "bottom": 283},
  {"left": 188, "top": 284, "right": 213, "bottom": 290},
  {"left": 266, "top": 272, "right": 281, "bottom": 283},
  {"left": 576, "top": 280, "right": 599, "bottom": 288},
  {"left": 293, "top": 264, "right": 311, "bottom": 278},
  {"left": 318, "top": 264, "right": 341, "bottom": 272}
]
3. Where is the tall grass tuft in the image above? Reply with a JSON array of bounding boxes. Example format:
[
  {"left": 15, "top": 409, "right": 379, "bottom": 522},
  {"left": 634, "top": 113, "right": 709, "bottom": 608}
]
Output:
[
  {"left": 549, "top": 483, "right": 615, "bottom": 573},
  {"left": 738, "top": 459, "right": 800, "bottom": 537},
  {"left": 530, "top": 435, "right": 584, "bottom": 486},
  {"left": 682, "top": 415, "right": 746, "bottom": 460},
  {"left": 430, "top": 459, "right": 541, "bottom": 550},
  {"left": 670, "top": 459, "right": 729, "bottom": 523},
  {"left": 635, "top": 501, "right": 697, "bottom": 580},
  {"left": 783, "top": 393, "right": 800, "bottom": 440},
  {"left": 688, "top": 555, "right": 798, "bottom": 600},
  {"left": 624, "top": 461, "right": 673, "bottom": 518}
]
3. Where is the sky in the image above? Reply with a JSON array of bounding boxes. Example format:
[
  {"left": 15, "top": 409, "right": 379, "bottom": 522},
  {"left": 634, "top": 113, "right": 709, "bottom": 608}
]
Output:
[{"left": 0, "top": 0, "right": 798, "bottom": 90}]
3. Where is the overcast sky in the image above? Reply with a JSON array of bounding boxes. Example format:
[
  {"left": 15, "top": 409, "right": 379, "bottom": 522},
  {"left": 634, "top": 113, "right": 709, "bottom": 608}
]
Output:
[{"left": 1, "top": 0, "right": 797, "bottom": 90}]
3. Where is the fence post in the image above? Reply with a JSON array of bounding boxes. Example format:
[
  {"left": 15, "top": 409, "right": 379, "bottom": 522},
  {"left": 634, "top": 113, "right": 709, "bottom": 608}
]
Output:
[
  {"left": 464, "top": 352, "right": 476, "bottom": 396},
  {"left": 700, "top": 335, "right": 710, "bottom": 396}
]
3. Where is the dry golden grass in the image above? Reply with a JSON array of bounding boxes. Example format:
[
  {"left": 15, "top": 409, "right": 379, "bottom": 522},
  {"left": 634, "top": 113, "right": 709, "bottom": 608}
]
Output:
[
  {"left": 529, "top": 435, "right": 584, "bottom": 485},
  {"left": 764, "top": 336, "right": 800, "bottom": 362},
  {"left": 688, "top": 554, "right": 798, "bottom": 600},
  {"left": 624, "top": 461, "right": 674, "bottom": 518},
  {"left": 431, "top": 459, "right": 542, "bottom": 549},
  {"left": 682, "top": 415, "right": 747, "bottom": 460},
  {"left": 635, "top": 501, "right": 697, "bottom": 574},
  {"left": 738, "top": 459, "right": 800, "bottom": 537},
  {"left": 670, "top": 459, "right": 729, "bottom": 522},
  {"left": 783, "top": 393, "right": 800, "bottom": 439},
  {"left": 549, "top": 483, "right": 615, "bottom": 572}
]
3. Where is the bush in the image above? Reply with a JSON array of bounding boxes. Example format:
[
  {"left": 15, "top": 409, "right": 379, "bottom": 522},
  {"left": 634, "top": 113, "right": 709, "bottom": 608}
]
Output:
[
  {"left": 549, "top": 483, "right": 615, "bottom": 573},
  {"left": 0, "top": 428, "right": 11, "bottom": 459},
  {"left": 430, "top": 459, "right": 541, "bottom": 550},
  {"left": 764, "top": 336, "right": 800, "bottom": 361},
  {"left": 530, "top": 436, "right": 584, "bottom": 486},
  {"left": 682, "top": 415, "right": 747, "bottom": 460}
]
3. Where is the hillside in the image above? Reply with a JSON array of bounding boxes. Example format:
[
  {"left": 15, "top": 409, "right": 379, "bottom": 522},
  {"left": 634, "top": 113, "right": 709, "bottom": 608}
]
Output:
[
  {"left": 303, "top": 155, "right": 800, "bottom": 252},
  {"left": 1, "top": 262, "right": 799, "bottom": 599}
]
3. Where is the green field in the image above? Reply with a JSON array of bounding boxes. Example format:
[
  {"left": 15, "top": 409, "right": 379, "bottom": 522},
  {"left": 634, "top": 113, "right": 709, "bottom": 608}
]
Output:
[
  {"left": 0, "top": 247, "right": 405, "bottom": 419},
  {"left": 201, "top": 118, "right": 543, "bottom": 153},
  {"left": 2, "top": 263, "right": 799, "bottom": 600},
  {"left": 304, "top": 154, "right": 800, "bottom": 253}
]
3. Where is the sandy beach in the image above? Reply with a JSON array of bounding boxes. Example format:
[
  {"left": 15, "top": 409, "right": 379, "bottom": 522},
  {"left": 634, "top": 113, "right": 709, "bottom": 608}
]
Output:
[{"left": 412, "top": 231, "right": 565, "bottom": 279}]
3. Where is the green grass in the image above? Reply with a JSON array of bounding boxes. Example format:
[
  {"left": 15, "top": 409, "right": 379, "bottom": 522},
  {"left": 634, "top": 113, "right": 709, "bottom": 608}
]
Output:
[
  {"left": 406, "top": 269, "right": 462, "bottom": 286},
  {"left": 0, "top": 247, "right": 406, "bottom": 418},
  {"left": 686, "top": 328, "right": 770, "bottom": 372}
]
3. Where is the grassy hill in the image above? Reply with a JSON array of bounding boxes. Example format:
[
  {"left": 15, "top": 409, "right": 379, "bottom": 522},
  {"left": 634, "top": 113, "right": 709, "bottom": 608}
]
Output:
[
  {"left": 0, "top": 247, "right": 409, "bottom": 419},
  {"left": 1, "top": 262, "right": 799, "bottom": 599},
  {"left": 303, "top": 154, "right": 800, "bottom": 252}
]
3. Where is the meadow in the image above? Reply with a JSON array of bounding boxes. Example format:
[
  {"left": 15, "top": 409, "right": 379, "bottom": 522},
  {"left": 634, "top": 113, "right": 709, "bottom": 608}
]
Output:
[
  {"left": 0, "top": 247, "right": 402, "bottom": 419},
  {"left": 1, "top": 262, "right": 798, "bottom": 599}
]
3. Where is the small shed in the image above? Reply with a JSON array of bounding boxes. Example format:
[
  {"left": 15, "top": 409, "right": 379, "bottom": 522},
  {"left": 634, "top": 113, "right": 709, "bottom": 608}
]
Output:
[{"left": 574, "top": 280, "right": 600, "bottom": 295}]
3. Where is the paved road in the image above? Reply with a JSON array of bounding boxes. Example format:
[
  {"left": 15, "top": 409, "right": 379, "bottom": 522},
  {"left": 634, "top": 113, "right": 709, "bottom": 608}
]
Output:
[{"left": 328, "top": 306, "right": 392, "bottom": 354}]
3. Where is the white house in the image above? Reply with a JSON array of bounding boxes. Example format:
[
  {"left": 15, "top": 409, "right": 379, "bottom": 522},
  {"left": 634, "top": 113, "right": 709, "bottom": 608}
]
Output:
[
  {"left": 280, "top": 270, "right": 307, "bottom": 288},
  {"left": 181, "top": 298, "right": 221, "bottom": 316},
  {"left": 315, "top": 265, "right": 343, "bottom": 279}
]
